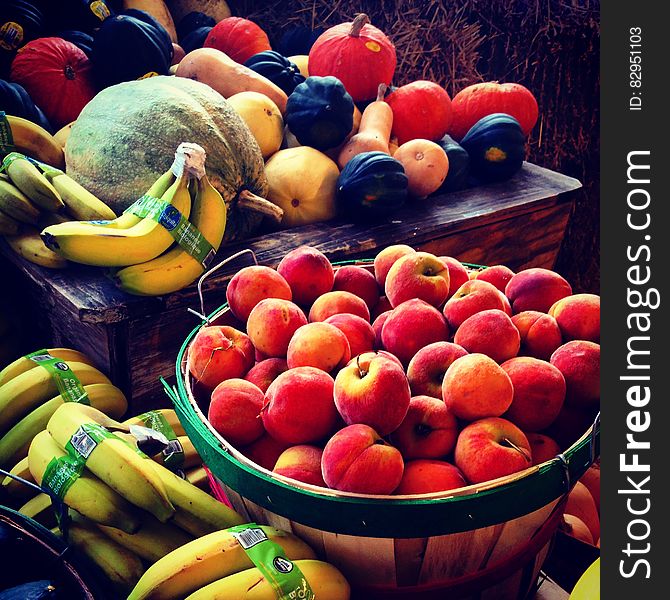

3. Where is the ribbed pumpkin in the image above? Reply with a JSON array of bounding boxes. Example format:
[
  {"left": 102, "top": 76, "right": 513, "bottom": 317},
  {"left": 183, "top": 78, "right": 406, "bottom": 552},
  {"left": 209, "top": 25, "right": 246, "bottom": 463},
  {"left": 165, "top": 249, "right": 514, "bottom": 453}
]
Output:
[
  {"left": 0, "top": 79, "right": 52, "bottom": 132},
  {"left": 203, "top": 17, "right": 271, "bottom": 64},
  {"left": 285, "top": 75, "right": 354, "bottom": 151},
  {"left": 450, "top": 82, "right": 539, "bottom": 141},
  {"left": 91, "top": 10, "right": 173, "bottom": 88},
  {"left": 460, "top": 113, "right": 526, "bottom": 182},
  {"left": 437, "top": 134, "right": 470, "bottom": 192},
  {"left": 308, "top": 14, "right": 396, "bottom": 103},
  {"left": 65, "top": 75, "right": 276, "bottom": 241},
  {"left": 244, "top": 50, "right": 305, "bottom": 96},
  {"left": 336, "top": 151, "right": 408, "bottom": 219},
  {"left": 9, "top": 37, "right": 96, "bottom": 130},
  {"left": 386, "top": 80, "right": 453, "bottom": 145}
]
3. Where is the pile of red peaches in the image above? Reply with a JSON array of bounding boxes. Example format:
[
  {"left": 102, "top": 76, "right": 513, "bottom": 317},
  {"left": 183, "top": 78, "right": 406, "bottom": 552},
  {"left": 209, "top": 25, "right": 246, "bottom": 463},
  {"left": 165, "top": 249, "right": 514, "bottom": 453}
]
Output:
[{"left": 186, "top": 244, "right": 600, "bottom": 497}]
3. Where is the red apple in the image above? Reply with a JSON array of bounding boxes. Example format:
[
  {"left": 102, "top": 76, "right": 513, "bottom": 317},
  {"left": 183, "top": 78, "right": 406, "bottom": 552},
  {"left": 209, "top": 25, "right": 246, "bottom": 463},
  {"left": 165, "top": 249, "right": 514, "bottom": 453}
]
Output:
[
  {"left": 208, "top": 378, "right": 265, "bottom": 446},
  {"left": 373, "top": 244, "right": 416, "bottom": 288},
  {"left": 443, "top": 279, "right": 509, "bottom": 330},
  {"left": 394, "top": 459, "right": 467, "bottom": 495},
  {"left": 439, "top": 256, "right": 470, "bottom": 299},
  {"left": 385, "top": 251, "right": 450, "bottom": 308},
  {"left": 273, "top": 445, "right": 326, "bottom": 487},
  {"left": 505, "top": 268, "right": 572, "bottom": 314}
]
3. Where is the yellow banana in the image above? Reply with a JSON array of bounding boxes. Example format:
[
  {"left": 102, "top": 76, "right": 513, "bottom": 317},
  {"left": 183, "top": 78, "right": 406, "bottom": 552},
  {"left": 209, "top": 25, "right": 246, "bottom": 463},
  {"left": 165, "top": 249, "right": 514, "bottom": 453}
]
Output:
[
  {"left": 3, "top": 153, "right": 64, "bottom": 211},
  {"left": 183, "top": 466, "right": 209, "bottom": 491},
  {"left": 18, "top": 492, "right": 57, "bottom": 528},
  {"left": 0, "top": 207, "right": 20, "bottom": 235},
  {"left": 46, "top": 403, "right": 175, "bottom": 522},
  {"left": 0, "top": 347, "right": 96, "bottom": 387},
  {"left": 41, "top": 172, "right": 192, "bottom": 267},
  {"left": 1, "top": 114, "right": 65, "bottom": 169},
  {"left": 28, "top": 430, "right": 142, "bottom": 534},
  {"left": 149, "top": 461, "right": 244, "bottom": 537},
  {"left": 115, "top": 173, "right": 226, "bottom": 295},
  {"left": 0, "top": 383, "right": 128, "bottom": 469},
  {"left": 97, "top": 511, "right": 193, "bottom": 564},
  {"left": 0, "top": 361, "right": 110, "bottom": 434},
  {"left": 0, "top": 177, "right": 40, "bottom": 224},
  {"left": 5, "top": 226, "right": 68, "bottom": 269},
  {"left": 47, "top": 172, "right": 117, "bottom": 221},
  {"left": 123, "top": 408, "right": 186, "bottom": 437},
  {"left": 66, "top": 512, "right": 145, "bottom": 596},
  {"left": 1, "top": 456, "right": 37, "bottom": 505},
  {"left": 184, "top": 560, "right": 351, "bottom": 600},
  {"left": 127, "top": 525, "right": 317, "bottom": 600},
  {"left": 53, "top": 121, "right": 75, "bottom": 149}
]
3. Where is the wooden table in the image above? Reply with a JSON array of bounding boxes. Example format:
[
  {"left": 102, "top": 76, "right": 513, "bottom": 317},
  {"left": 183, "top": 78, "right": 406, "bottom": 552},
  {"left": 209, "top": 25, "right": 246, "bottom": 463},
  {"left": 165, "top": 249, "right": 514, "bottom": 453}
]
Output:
[{"left": 1, "top": 163, "right": 581, "bottom": 413}]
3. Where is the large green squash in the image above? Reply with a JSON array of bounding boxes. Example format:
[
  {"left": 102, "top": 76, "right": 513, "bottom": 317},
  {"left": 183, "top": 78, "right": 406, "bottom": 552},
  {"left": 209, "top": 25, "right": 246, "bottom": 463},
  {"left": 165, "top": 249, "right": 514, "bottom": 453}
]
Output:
[{"left": 64, "top": 75, "right": 275, "bottom": 241}]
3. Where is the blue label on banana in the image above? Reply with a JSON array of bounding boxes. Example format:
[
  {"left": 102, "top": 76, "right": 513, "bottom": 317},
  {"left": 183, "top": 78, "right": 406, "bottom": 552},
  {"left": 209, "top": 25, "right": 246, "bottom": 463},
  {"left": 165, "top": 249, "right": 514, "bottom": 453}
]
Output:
[
  {"left": 27, "top": 350, "right": 89, "bottom": 405},
  {"left": 126, "top": 194, "right": 215, "bottom": 267}
]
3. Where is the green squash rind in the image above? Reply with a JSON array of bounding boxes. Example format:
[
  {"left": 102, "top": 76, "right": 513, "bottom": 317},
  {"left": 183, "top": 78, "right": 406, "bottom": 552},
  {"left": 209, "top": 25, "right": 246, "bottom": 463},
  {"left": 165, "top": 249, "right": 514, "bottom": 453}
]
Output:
[{"left": 436, "top": 134, "right": 470, "bottom": 192}]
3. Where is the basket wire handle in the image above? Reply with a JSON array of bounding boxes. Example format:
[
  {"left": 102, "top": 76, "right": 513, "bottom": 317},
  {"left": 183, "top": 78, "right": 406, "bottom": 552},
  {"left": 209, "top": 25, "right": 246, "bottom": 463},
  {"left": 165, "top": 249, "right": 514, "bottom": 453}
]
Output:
[
  {"left": 590, "top": 411, "right": 601, "bottom": 464},
  {"left": 187, "top": 249, "right": 259, "bottom": 323}
]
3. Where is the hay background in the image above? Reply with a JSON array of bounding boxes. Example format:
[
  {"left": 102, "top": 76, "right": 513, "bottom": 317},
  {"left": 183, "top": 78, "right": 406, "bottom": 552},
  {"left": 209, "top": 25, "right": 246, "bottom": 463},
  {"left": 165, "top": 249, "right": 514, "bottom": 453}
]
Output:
[{"left": 230, "top": 0, "right": 600, "bottom": 293}]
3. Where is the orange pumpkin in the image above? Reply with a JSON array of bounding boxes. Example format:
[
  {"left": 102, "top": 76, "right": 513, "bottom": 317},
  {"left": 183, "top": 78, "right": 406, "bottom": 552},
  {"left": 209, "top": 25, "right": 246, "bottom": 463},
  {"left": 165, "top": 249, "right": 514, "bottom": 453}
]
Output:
[{"left": 204, "top": 17, "right": 271, "bottom": 64}]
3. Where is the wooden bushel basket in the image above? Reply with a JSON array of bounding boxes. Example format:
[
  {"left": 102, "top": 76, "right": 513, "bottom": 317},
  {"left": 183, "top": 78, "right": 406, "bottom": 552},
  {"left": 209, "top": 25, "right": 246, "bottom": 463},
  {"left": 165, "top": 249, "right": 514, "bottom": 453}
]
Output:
[{"left": 167, "top": 254, "right": 600, "bottom": 599}]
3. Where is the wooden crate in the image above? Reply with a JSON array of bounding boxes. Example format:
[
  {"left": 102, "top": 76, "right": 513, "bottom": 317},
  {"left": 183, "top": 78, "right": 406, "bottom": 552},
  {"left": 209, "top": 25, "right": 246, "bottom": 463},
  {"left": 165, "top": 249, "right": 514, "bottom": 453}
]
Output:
[{"left": 0, "top": 163, "right": 581, "bottom": 413}]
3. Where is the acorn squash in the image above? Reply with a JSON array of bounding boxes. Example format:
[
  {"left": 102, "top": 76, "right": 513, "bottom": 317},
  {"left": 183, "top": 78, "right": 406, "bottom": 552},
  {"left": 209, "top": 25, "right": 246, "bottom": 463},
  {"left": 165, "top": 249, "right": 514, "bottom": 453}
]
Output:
[
  {"left": 55, "top": 0, "right": 113, "bottom": 34},
  {"left": 460, "top": 113, "right": 525, "bottom": 183},
  {"left": 176, "top": 11, "right": 215, "bottom": 42},
  {"left": 437, "top": 134, "right": 470, "bottom": 192},
  {"left": 276, "top": 26, "right": 324, "bottom": 56},
  {"left": 0, "top": 79, "right": 52, "bottom": 132},
  {"left": 180, "top": 26, "right": 211, "bottom": 54},
  {"left": 285, "top": 76, "right": 354, "bottom": 151},
  {"left": 55, "top": 30, "right": 94, "bottom": 57},
  {"left": 336, "top": 151, "right": 408, "bottom": 219},
  {"left": 64, "top": 75, "right": 277, "bottom": 241},
  {"left": 244, "top": 50, "right": 305, "bottom": 96}
]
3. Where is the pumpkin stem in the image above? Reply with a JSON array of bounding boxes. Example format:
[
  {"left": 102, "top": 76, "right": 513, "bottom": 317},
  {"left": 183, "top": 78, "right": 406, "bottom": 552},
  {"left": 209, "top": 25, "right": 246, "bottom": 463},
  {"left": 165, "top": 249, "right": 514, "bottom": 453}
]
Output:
[
  {"left": 237, "top": 189, "right": 284, "bottom": 223},
  {"left": 64, "top": 65, "right": 76, "bottom": 80},
  {"left": 376, "top": 83, "right": 387, "bottom": 101},
  {"left": 350, "top": 13, "right": 370, "bottom": 37}
]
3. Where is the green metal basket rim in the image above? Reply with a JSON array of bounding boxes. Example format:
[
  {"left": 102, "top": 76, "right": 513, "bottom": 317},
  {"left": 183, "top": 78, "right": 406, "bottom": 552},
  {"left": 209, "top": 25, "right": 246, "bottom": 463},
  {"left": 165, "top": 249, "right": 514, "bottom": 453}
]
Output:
[{"left": 173, "top": 263, "right": 599, "bottom": 538}]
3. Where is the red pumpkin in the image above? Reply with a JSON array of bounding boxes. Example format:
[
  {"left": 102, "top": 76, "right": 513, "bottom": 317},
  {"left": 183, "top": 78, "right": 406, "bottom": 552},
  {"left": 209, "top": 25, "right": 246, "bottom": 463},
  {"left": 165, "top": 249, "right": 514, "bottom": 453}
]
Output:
[
  {"left": 386, "top": 80, "right": 453, "bottom": 145},
  {"left": 10, "top": 37, "right": 96, "bottom": 130},
  {"left": 308, "top": 14, "right": 396, "bottom": 103},
  {"left": 450, "top": 82, "right": 539, "bottom": 140},
  {"left": 203, "top": 17, "right": 271, "bottom": 64}
]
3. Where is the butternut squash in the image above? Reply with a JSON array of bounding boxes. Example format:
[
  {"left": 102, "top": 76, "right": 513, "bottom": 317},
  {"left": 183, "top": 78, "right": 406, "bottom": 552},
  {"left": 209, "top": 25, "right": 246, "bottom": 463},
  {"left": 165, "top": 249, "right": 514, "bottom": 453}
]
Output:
[
  {"left": 337, "top": 84, "right": 392, "bottom": 169},
  {"left": 175, "top": 47, "right": 288, "bottom": 113},
  {"left": 393, "top": 139, "right": 450, "bottom": 198}
]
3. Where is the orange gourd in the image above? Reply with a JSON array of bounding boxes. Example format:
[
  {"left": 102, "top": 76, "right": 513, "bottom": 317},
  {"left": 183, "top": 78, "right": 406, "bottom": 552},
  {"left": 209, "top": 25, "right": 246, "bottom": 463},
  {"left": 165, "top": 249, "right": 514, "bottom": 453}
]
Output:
[{"left": 393, "top": 139, "right": 450, "bottom": 198}]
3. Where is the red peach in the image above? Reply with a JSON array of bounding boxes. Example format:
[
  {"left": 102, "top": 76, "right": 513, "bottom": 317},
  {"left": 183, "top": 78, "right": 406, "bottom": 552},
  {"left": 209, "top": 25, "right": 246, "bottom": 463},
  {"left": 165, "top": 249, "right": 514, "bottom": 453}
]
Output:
[
  {"left": 373, "top": 244, "right": 416, "bottom": 287},
  {"left": 262, "top": 366, "right": 338, "bottom": 445},
  {"left": 247, "top": 298, "right": 307, "bottom": 357},
  {"left": 308, "top": 290, "right": 370, "bottom": 322},
  {"left": 505, "top": 268, "right": 573, "bottom": 314},
  {"left": 579, "top": 463, "right": 601, "bottom": 513},
  {"left": 321, "top": 424, "right": 405, "bottom": 494},
  {"left": 324, "top": 313, "right": 376, "bottom": 357},
  {"left": 372, "top": 310, "right": 391, "bottom": 350},
  {"left": 549, "top": 294, "right": 601, "bottom": 343},
  {"left": 333, "top": 265, "right": 381, "bottom": 311},
  {"left": 244, "top": 358, "right": 289, "bottom": 393},
  {"left": 406, "top": 341, "right": 468, "bottom": 399},
  {"left": 334, "top": 351, "right": 411, "bottom": 435},
  {"left": 277, "top": 246, "right": 334, "bottom": 306},
  {"left": 442, "top": 353, "right": 514, "bottom": 421},
  {"left": 241, "top": 433, "right": 289, "bottom": 471},
  {"left": 371, "top": 296, "right": 393, "bottom": 320},
  {"left": 273, "top": 445, "right": 326, "bottom": 487},
  {"left": 501, "top": 357, "right": 566, "bottom": 431},
  {"left": 286, "top": 322, "right": 351, "bottom": 372},
  {"left": 561, "top": 514, "right": 594, "bottom": 545},
  {"left": 394, "top": 459, "right": 467, "bottom": 495},
  {"left": 512, "top": 311, "right": 563, "bottom": 361},
  {"left": 226, "top": 265, "right": 292, "bottom": 321},
  {"left": 354, "top": 350, "right": 404, "bottom": 370},
  {"left": 187, "top": 325, "right": 255, "bottom": 389},
  {"left": 389, "top": 395, "right": 459, "bottom": 459},
  {"left": 381, "top": 298, "right": 450, "bottom": 365},
  {"left": 440, "top": 256, "right": 470, "bottom": 299},
  {"left": 453, "top": 309, "right": 520, "bottom": 363},
  {"left": 443, "top": 279, "right": 510, "bottom": 330},
  {"left": 565, "top": 481, "right": 600, "bottom": 542},
  {"left": 454, "top": 417, "right": 532, "bottom": 484},
  {"left": 550, "top": 341, "right": 600, "bottom": 407},
  {"left": 526, "top": 433, "right": 561, "bottom": 466},
  {"left": 385, "top": 251, "right": 450, "bottom": 308},
  {"left": 208, "top": 378, "right": 264, "bottom": 446},
  {"left": 474, "top": 265, "right": 515, "bottom": 293}
]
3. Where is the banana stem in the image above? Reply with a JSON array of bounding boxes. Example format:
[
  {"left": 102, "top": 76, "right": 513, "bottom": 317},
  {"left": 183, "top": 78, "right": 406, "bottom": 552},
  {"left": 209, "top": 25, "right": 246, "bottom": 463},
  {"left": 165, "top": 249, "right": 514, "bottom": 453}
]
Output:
[{"left": 237, "top": 190, "right": 284, "bottom": 223}]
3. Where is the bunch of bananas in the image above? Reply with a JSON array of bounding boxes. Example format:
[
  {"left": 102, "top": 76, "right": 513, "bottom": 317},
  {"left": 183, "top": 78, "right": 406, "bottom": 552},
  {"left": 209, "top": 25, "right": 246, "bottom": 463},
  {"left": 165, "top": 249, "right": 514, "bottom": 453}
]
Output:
[
  {"left": 0, "top": 114, "right": 117, "bottom": 269},
  {"left": 42, "top": 142, "right": 228, "bottom": 296}
]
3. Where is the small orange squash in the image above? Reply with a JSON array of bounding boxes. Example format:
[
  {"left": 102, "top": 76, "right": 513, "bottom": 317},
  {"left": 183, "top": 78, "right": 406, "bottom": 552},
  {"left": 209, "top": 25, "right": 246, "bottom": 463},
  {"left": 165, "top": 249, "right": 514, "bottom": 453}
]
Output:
[{"left": 392, "top": 139, "right": 449, "bottom": 198}]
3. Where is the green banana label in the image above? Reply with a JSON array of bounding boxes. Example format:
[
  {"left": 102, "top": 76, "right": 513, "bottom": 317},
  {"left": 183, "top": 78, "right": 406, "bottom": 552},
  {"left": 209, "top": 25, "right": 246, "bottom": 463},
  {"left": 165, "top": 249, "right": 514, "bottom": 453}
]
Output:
[
  {"left": 0, "top": 112, "right": 16, "bottom": 155},
  {"left": 133, "top": 410, "right": 184, "bottom": 469},
  {"left": 125, "top": 194, "right": 216, "bottom": 267},
  {"left": 0, "top": 151, "right": 25, "bottom": 173},
  {"left": 228, "top": 524, "right": 315, "bottom": 600},
  {"left": 31, "top": 158, "right": 65, "bottom": 179},
  {"left": 42, "top": 454, "right": 85, "bottom": 500},
  {"left": 26, "top": 350, "right": 89, "bottom": 405}
]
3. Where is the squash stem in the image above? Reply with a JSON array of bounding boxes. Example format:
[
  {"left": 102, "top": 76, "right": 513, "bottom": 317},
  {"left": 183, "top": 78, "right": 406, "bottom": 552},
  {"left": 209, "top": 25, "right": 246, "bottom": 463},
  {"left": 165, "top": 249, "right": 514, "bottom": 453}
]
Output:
[
  {"left": 237, "top": 189, "right": 284, "bottom": 223},
  {"left": 350, "top": 13, "right": 370, "bottom": 37}
]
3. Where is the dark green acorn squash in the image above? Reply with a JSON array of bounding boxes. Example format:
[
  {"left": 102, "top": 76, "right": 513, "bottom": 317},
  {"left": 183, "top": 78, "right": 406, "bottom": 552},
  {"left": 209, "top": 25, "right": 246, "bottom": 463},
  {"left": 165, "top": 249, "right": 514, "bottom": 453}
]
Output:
[
  {"left": 276, "top": 26, "right": 323, "bottom": 56},
  {"left": 336, "top": 150, "right": 408, "bottom": 219},
  {"left": 459, "top": 113, "right": 525, "bottom": 183},
  {"left": 437, "top": 134, "right": 470, "bottom": 192},
  {"left": 244, "top": 50, "right": 305, "bottom": 96},
  {"left": 91, "top": 9, "right": 172, "bottom": 88},
  {"left": 0, "top": 580, "right": 59, "bottom": 599},
  {"left": 0, "top": 79, "right": 53, "bottom": 132},
  {"left": 285, "top": 75, "right": 354, "bottom": 151},
  {"left": 180, "top": 25, "right": 212, "bottom": 54},
  {"left": 55, "top": 29, "right": 94, "bottom": 57},
  {"left": 55, "top": 0, "right": 113, "bottom": 34},
  {"left": 176, "top": 11, "right": 215, "bottom": 42}
]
